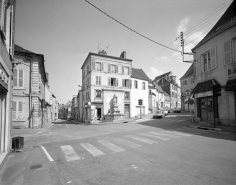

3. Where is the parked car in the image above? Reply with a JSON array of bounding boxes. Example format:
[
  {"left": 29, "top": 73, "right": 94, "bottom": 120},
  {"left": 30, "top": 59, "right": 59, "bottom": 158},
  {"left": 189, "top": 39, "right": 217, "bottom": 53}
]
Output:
[
  {"left": 173, "top": 107, "right": 181, "bottom": 113},
  {"left": 67, "top": 116, "right": 73, "bottom": 121},
  {"left": 153, "top": 110, "right": 165, "bottom": 119}
]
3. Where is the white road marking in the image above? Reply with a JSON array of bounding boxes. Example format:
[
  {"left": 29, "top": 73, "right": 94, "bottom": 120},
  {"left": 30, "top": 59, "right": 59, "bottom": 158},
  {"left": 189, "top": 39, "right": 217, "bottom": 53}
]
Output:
[
  {"left": 61, "top": 145, "right": 80, "bottom": 161},
  {"left": 139, "top": 133, "right": 170, "bottom": 141},
  {"left": 149, "top": 132, "right": 181, "bottom": 138},
  {"left": 98, "top": 140, "right": 125, "bottom": 152},
  {"left": 160, "top": 130, "right": 192, "bottom": 136},
  {"left": 126, "top": 135, "right": 157, "bottom": 144},
  {"left": 169, "top": 119, "right": 177, "bottom": 122},
  {"left": 66, "top": 124, "right": 69, "bottom": 128},
  {"left": 112, "top": 138, "right": 142, "bottom": 148},
  {"left": 36, "top": 123, "right": 54, "bottom": 134},
  {"left": 80, "top": 143, "right": 105, "bottom": 157},
  {"left": 41, "top": 146, "right": 54, "bottom": 162},
  {"left": 176, "top": 120, "right": 185, "bottom": 122}
]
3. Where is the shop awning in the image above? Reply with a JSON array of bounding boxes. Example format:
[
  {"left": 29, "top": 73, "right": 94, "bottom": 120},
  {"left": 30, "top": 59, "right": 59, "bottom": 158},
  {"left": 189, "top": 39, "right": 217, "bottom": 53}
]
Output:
[
  {"left": 192, "top": 79, "right": 220, "bottom": 94},
  {"left": 225, "top": 78, "right": 236, "bottom": 91}
]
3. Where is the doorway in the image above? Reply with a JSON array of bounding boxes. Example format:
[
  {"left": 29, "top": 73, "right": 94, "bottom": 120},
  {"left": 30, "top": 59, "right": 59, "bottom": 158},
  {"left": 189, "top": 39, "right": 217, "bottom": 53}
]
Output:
[
  {"left": 124, "top": 105, "right": 130, "bottom": 118},
  {"left": 96, "top": 108, "right": 101, "bottom": 120},
  {"left": 200, "top": 97, "right": 213, "bottom": 121}
]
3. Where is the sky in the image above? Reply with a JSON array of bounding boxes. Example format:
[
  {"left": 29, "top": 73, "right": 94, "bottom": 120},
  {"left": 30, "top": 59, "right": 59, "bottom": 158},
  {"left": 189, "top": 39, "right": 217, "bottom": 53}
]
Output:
[{"left": 15, "top": 0, "right": 233, "bottom": 104}]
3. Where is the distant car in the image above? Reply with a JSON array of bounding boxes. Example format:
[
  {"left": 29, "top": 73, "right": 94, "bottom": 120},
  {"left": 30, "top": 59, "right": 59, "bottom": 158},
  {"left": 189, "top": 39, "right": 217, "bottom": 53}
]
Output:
[
  {"left": 67, "top": 117, "right": 73, "bottom": 121},
  {"left": 173, "top": 107, "right": 181, "bottom": 113},
  {"left": 153, "top": 110, "right": 165, "bottom": 119}
]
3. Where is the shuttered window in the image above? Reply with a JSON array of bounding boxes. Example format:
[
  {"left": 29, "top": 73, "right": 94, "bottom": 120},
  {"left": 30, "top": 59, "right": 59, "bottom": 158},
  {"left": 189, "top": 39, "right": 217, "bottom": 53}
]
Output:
[
  {"left": 211, "top": 46, "right": 217, "bottom": 69},
  {"left": 224, "top": 40, "right": 231, "bottom": 65},
  {"left": 13, "top": 68, "right": 24, "bottom": 88},
  {"left": 12, "top": 100, "right": 25, "bottom": 120}
]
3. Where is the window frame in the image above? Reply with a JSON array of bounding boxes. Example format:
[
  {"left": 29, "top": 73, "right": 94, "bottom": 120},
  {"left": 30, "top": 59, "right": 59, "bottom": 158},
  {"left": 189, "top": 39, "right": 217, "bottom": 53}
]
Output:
[
  {"left": 95, "top": 62, "right": 101, "bottom": 71},
  {"left": 13, "top": 68, "right": 25, "bottom": 89},
  {"left": 96, "top": 76, "right": 101, "bottom": 85},
  {"left": 12, "top": 100, "right": 25, "bottom": 121},
  {"left": 124, "top": 91, "right": 130, "bottom": 100},
  {"left": 95, "top": 89, "right": 102, "bottom": 99},
  {"left": 134, "top": 80, "right": 138, "bottom": 89},
  {"left": 142, "top": 82, "right": 145, "bottom": 90}
]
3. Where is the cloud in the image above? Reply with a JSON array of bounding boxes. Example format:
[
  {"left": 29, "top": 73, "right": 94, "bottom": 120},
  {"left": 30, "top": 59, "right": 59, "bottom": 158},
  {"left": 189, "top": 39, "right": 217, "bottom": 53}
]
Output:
[
  {"left": 176, "top": 16, "right": 190, "bottom": 34},
  {"left": 155, "top": 56, "right": 170, "bottom": 62},
  {"left": 148, "top": 67, "right": 164, "bottom": 80}
]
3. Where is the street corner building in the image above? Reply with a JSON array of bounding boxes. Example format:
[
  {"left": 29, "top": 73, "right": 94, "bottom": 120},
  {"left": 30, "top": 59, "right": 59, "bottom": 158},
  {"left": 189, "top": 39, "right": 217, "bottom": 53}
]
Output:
[
  {"left": 191, "top": 0, "right": 236, "bottom": 125},
  {"left": 13, "top": 45, "right": 48, "bottom": 129},
  {"left": 80, "top": 50, "right": 149, "bottom": 123},
  {"left": 0, "top": 0, "right": 16, "bottom": 166}
]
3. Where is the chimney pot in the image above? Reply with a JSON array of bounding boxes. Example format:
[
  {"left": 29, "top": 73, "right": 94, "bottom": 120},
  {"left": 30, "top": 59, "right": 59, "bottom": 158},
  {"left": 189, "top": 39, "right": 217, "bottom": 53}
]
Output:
[{"left": 120, "top": 51, "right": 126, "bottom": 59}]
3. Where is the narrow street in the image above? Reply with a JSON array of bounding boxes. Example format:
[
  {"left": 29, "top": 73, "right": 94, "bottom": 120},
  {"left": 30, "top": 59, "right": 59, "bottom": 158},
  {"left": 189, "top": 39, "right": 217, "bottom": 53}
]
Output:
[{"left": 1, "top": 113, "right": 236, "bottom": 185}]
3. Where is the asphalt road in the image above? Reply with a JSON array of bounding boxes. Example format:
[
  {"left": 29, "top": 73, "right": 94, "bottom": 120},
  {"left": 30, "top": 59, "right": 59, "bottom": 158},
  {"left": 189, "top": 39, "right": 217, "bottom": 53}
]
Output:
[{"left": 1, "top": 113, "right": 236, "bottom": 185}]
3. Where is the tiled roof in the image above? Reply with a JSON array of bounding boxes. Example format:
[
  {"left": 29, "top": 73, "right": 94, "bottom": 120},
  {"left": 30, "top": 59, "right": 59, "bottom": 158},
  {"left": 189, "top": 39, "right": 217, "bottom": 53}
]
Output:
[
  {"left": 180, "top": 63, "right": 194, "bottom": 80},
  {"left": 155, "top": 85, "right": 164, "bottom": 93},
  {"left": 131, "top": 68, "right": 150, "bottom": 81},
  {"left": 153, "top": 71, "right": 172, "bottom": 81},
  {"left": 192, "top": 1, "right": 236, "bottom": 50},
  {"left": 15, "top": 45, "right": 36, "bottom": 54}
]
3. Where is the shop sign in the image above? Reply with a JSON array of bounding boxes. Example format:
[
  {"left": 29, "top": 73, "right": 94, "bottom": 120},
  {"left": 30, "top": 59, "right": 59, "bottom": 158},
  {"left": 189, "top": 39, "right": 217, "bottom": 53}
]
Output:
[
  {"left": 228, "top": 68, "right": 236, "bottom": 79},
  {"left": 195, "top": 91, "right": 212, "bottom": 98}
]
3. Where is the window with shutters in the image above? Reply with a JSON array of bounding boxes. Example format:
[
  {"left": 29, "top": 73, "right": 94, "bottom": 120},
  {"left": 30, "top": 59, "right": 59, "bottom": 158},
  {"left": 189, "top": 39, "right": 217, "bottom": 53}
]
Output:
[
  {"left": 122, "top": 79, "right": 130, "bottom": 87},
  {"left": 183, "top": 80, "right": 187, "bottom": 86},
  {"left": 202, "top": 51, "right": 211, "bottom": 71},
  {"left": 134, "top": 80, "right": 138, "bottom": 89},
  {"left": 124, "top": 67, "right": 129, "bottom": 75},
  {"left": 111, "top": 64, "right": 116, "bottom": 73},
  {"left": 13, "top": 68, "right": 24, "bottom": 88},
  {"left": 95, "top": 62, "right": 101, "bottom": 71},
  {"left": 109, "top": 77, "right": 117, "bottom": 87},
  {"left": 233, "top": 38, "right": 236, "bottom": 63},
  {"left": 96, "top": 76, "right": 101, "bottom": 85},
  {"left": 12, "top": 100, "right": 25, "bottom": 120},
  {"left": 224, "top": 40, "right": 231, "bottom": 65}
]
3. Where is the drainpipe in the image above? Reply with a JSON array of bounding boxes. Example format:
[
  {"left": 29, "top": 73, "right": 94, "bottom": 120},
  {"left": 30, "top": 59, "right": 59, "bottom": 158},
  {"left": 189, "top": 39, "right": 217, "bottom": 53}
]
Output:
[{"left": 25, "top": 55, "right": 33, "bottom": 128}]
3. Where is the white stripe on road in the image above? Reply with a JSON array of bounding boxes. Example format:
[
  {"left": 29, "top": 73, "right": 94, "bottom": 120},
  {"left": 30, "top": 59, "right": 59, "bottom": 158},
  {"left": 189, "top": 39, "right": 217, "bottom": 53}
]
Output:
[
  {"left": 126, "top": 135, "right": 157, "bottom": 144},
  {"left": 160, "top": 130, "right": 192, "bottom": 136},
  {"left": 139, "top": 133, "right": 170, "bottom": 141},
  {"left": 80, "top": 143, "right": 105, "bottom": 157},
  {"left": 98, "top": 140, "right": 125, "bottom": 152},
  {"left": 61, "top": 145, "right": 80, "bottom": 161},
  {"left": 41, "top": 146, "right": 54, "bottom": 162},
  {"left": 176, "top": 120, "right": 185, "bottom": 122},
  {"left": 112, "top": 138, "right": 142, "bottom": 148},
  {"left": 66, "top": 124, "right": 69, "bottom": 128},
  {"left": 149, "top": 132, "right": 181, "bottom": 138}
]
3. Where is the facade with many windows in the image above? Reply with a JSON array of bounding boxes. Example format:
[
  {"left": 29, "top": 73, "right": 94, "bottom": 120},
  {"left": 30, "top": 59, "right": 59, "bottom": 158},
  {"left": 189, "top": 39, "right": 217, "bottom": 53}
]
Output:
[
  {"left": 191, "top": 1, "right": 236, "bottom": 125},
  {"left": 81, "top": 51, "right": 132, "bottom": 122}
]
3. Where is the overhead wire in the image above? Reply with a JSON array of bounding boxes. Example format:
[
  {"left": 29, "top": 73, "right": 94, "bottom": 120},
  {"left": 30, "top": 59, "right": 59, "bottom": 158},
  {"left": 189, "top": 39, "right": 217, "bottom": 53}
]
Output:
[{"left": 85, "top": 0, "right": 182, "bottom": 53}]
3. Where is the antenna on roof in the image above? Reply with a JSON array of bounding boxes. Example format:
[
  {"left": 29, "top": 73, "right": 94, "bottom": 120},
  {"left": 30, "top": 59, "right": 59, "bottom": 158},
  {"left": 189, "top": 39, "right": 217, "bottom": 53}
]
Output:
[{"left": 94, "top": 40, "right": 112, "bottom": 54}]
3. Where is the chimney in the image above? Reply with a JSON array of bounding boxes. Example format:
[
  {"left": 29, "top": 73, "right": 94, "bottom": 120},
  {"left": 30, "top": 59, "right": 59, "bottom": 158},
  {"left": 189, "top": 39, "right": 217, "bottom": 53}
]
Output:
[
  {"left": 120, "top": 51, "right": 126, "bottom": 59},
  {"left": 46, "top": 72, "right": 49, "bottom": 87}
]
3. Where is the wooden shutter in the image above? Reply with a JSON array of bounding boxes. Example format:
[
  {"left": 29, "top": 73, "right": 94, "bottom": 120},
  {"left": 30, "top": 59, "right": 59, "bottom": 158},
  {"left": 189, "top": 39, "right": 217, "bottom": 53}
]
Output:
[
  {"left": 108, "top": 64, "right": 111, "bottom": 73},
  {"left": 211, "top": 46, "right": 217, "bottom": 69},
  {"left": 195, "top": 56, "right": 201, "bottom": 75},
  {"left": 99, "top": 76, "right": 101, "bottom": 85},
  {"left": 108, "top": 77, "right": 111, "bottom": 86},
  {"left": 130, "top": 80, "right": 132, "bottom": 88},
  {"left": 115, "top": 65, "right": 118, "bottom": 73},
  {"left": 101, "top": 63, "right": 103, "bottom": 71},
  {"left": 116, "top": 78, "right": 118, "bottom": 86},
  {"left": 12, "top": 101, "right": 17, "bottom": 119},
  {"left": 19, "top": 69, "right": 24, "bottom": 87},
  {"left": 122, "top": 66, "right": 124, "bottom": 74},
  {"left": 13, "top": 68, "right": 17, "bottom": 86},
  {"left": 224, "top": 40, "right": 231, "bottom": 65},
  {"left": 122, "top": 79, "right": 125, "bottom": 87},
  {"left": 18, "top": 101, "right": 23, "bottom": 119},
  {"left": 129, "top": 67, "right": 132, "bottom": 75}
]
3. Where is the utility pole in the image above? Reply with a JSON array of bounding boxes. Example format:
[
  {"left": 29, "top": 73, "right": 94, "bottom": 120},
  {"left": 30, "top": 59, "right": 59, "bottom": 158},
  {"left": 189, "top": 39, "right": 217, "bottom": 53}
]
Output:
[
  {"left": 180, "top": 32, "right": 195, "bottom": 63},
  {"left": 138, "top": 99, "right": 143, "bottom": 119}
]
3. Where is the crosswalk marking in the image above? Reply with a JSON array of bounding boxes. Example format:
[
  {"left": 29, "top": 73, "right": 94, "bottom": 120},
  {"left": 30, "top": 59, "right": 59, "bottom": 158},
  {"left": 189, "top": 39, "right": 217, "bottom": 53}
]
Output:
[
  {"left": 149, "top": 132, "right": 181, "bottom": 138},
  {"left": 98, "top": 140, "right": 125, "bottom": 152},
  {"left": 61, "top": 145, "right": 80, "bottom": 161},
  {"left": 126, "top": 135, "right": 157, "bottom": 144},
  {"left": 112, "top": 138, "right": 142, "bottom": 148},
  {"left": 80, "top": 143, "right": 105, "bottom": 157},
  {"left": 139, "top": 133, "right": 170, "bottom": 141},
  {"left": 160, "top": 130, "right": 192, "bottom": 136}
]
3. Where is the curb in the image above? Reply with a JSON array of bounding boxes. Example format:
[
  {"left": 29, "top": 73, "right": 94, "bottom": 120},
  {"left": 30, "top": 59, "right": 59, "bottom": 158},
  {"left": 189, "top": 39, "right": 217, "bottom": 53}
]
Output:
[{"left": 189, "top": 125, "right": 222, "bottom": 131}]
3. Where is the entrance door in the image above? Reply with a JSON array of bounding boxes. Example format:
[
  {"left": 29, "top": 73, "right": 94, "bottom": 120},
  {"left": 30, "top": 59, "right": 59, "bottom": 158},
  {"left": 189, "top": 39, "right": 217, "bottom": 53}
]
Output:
[
  {"left": 96, "top": 108, "right": 101, "bottom": 120},
  {"left": 124, "top": 105, "right": 130, "bottom": 118},
  {"left": 201, "top": 97, "right": 213, "bottom": 121}
]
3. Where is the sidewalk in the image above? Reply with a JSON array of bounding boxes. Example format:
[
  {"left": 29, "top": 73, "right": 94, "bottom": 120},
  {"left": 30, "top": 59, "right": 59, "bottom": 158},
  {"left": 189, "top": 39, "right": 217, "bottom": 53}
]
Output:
[
  {"left": 11, "top": 120, "right": 55, "bottom": 137},
  {"left": 182, "top": 119, "right": 236, "bottom": 132}
]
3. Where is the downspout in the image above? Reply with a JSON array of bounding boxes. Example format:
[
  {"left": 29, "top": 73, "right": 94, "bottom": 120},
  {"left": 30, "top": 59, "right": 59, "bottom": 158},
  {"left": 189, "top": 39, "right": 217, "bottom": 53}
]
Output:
[{"left": 25, "top": 54, "right": 33, "bottom": 128}]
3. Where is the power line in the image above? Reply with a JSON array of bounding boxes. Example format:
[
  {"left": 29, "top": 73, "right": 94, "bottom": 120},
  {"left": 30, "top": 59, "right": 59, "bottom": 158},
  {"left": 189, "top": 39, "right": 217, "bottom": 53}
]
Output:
[
  {"left": 184, "top": 1, "right": 230, "bottom": 35},
  {"left": 85, "top": 0, "right": 181, "bottom": 53}
]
